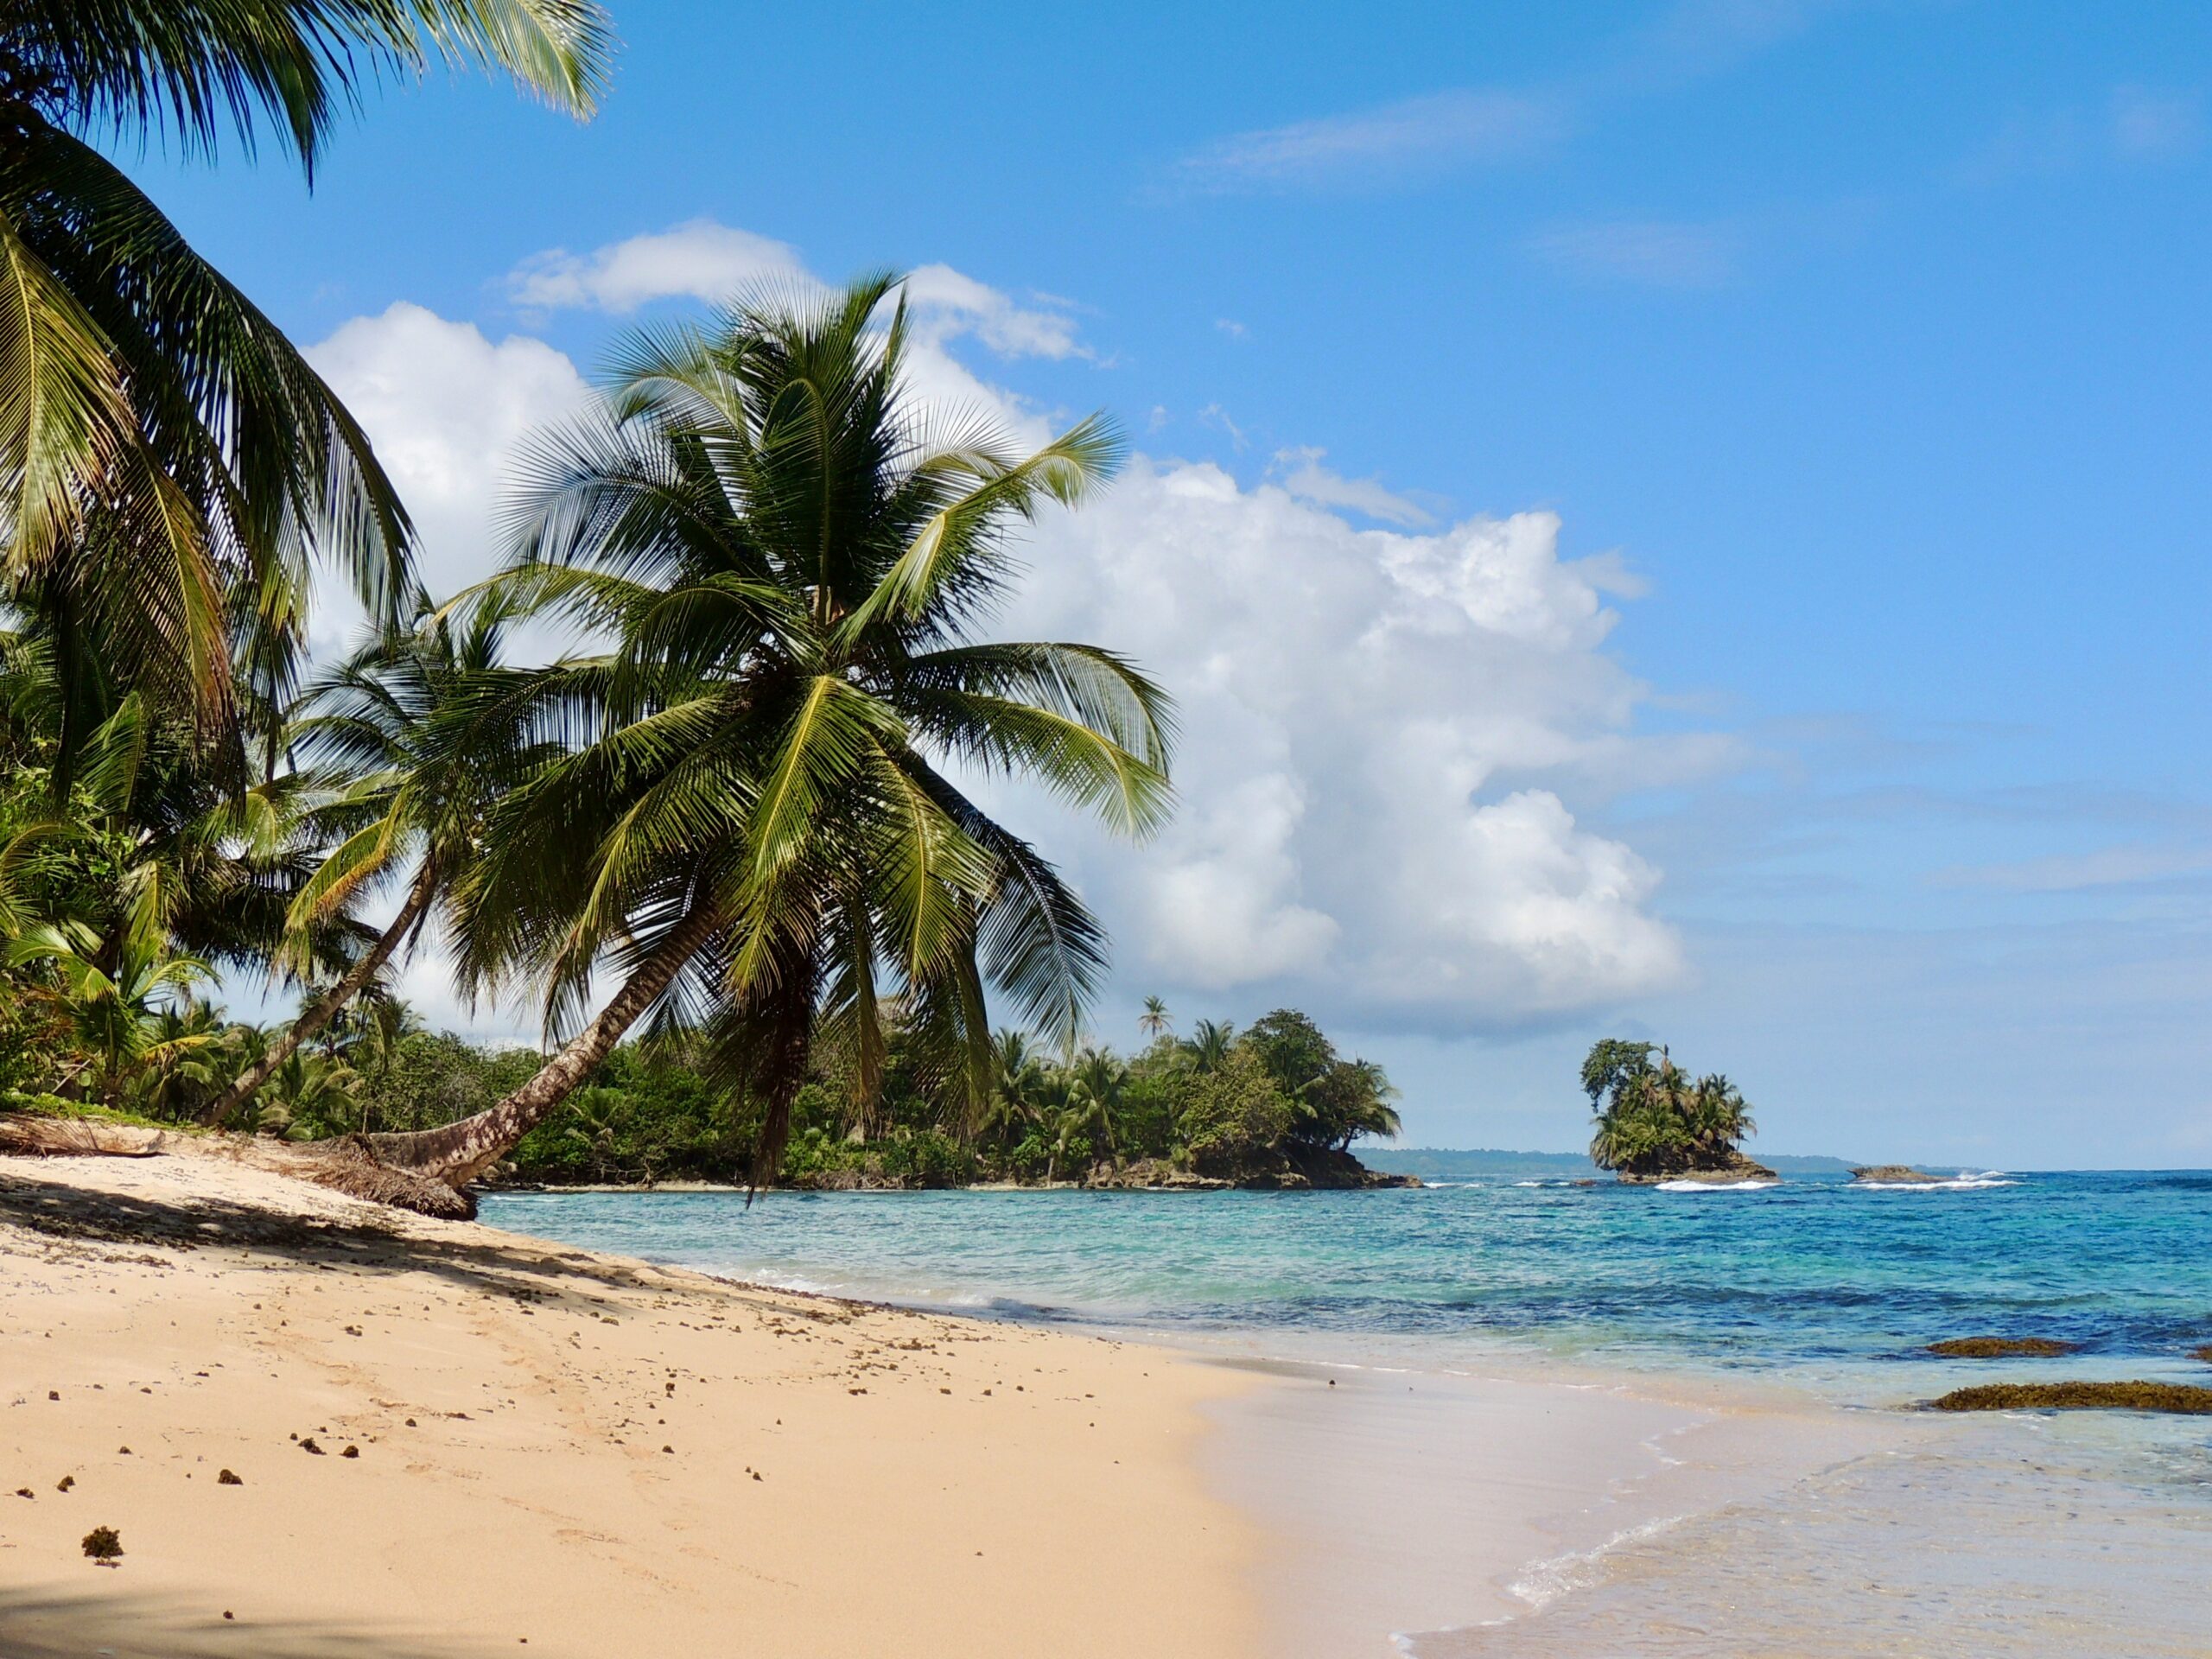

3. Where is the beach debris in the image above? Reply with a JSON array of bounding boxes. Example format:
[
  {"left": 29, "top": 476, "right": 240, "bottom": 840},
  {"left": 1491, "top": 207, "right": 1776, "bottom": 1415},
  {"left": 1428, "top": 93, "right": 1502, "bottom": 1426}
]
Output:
[
  {"left": 81, "top": 1526, "right": 123, "bottom": 1562},
  {"left": 218, "top": 1469, "right": 243, "bottom": 1484},
  {"left": 341, "top": 1446, "right": 359, "bottom": 1459},
  {"left": 117, "top": 1446, "right": 130, "bottom": 1455},
  {"left": 299, "top": 1437, "right": 325, "bottom": 1455},
  {"left": 56, "top": 1476, "right": 73, "bottom": 1492},
  {"left": 48, "top": 1390, "right": 58, "bottom": 1401},
  {"left": 1927, "top": 1338, "right": 2079, "bottom": 1358},
  {"left": 1927, "top": 1382, "right": 2212, "bottom": 1414},
  {"left": 14, "top": 1488, "right": 32, "bottom": 1499}
]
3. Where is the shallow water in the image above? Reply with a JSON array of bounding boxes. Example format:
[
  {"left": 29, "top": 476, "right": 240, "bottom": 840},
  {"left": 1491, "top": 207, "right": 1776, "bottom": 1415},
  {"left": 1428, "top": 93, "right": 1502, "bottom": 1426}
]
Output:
[{"left": 480, "top": 1173, "right": 2212, "bottom": 1655}]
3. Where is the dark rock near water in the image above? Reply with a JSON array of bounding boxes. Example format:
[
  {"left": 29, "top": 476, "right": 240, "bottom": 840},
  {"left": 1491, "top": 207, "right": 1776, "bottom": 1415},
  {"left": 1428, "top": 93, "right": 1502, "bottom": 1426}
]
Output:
[
  {"left": 1927, "top": 1381, "right": 2212, "bottom": 1414},
  {"left": 1927, "top": 1337, "right": 2079, "bottom": 1358},
  {"left": 1853, "top": 1165, "right": 1942, "bottom": 1183},
  {"left": 1617, "top": 1152, "right": 1778, "bottom": 1185}
]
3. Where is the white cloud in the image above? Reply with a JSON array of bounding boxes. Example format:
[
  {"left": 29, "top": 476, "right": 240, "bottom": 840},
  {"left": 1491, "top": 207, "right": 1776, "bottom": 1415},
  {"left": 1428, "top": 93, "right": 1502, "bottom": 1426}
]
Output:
[
  {"left": 1526, "top": 219, "right": 1740, "bottom": 289},
  {"left": 1273, "top": 445, "right": 1433, "bottom": 527},
  {"left": 505, "top": 223, "right": 1089, "bottom": 365},
  {"left": 900, "top": 264, "right": 1086, "bottom": 360},
  {"left": 997, "top": 458, "right": 1702, "bottom": 1030},
  {"left": 307, "top": 302, "right": 593, "bottom": 642},
  {"left": 1174, "top": 89, "right": 1567, "bottom": 193},
  {"left": 506, "top": 219, "right": 809, "bottom": 313},
  {"left": 311, "top": 232, "right": 1714, "bottom": 1037}
]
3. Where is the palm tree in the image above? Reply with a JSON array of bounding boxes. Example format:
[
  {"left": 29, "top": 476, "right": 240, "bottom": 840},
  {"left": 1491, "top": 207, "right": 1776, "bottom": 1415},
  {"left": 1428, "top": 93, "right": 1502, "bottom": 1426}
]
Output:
[
  {"left": 1065, "top": 1045, "right": 1125, "bottom": 1164},
  {"left": 201, "top": 596, "right": 546, "bottom": 1122},
  {"left": 1137, "top": 995, "right": 1172, "bottom": 1042},
  {"left": 1181, "top": 1019, "right": 1233, "bottom": 1074},
  {"left": 363, "top": 275, "right": 1173, "bottom": 1191},
  {"left": 980, "top": 1027, "right": 1049, "bottom": 1150},
  {"left": 0, "top": 2, "right": 613, "bottom": 771},
  {"left": 6, "top": 911, "right": 213, "bottom": 1100}
]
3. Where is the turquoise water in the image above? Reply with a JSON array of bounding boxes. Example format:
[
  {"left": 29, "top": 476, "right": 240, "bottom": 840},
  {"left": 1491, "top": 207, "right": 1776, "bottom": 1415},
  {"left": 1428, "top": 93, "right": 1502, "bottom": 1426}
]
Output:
[
  {"left": 480, "top": 1171, "right": 2212, "bottom": 1399},
  {"left": 480, "top": 1172, "right": 2212, "bottom": 1656}
]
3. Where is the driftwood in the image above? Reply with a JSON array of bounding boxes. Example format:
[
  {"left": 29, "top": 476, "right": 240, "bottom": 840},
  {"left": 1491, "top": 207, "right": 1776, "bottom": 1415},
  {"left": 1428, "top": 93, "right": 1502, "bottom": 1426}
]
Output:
[{"left": 0, "top": 1115, "right": 474, "bottom": 1221}]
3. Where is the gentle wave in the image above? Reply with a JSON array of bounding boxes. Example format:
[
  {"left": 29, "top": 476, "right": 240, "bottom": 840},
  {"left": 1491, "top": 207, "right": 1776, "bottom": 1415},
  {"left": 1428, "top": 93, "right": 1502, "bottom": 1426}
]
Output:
[{"left": 1653, "top": 1178, "right": 1778, "bottom": 1192}]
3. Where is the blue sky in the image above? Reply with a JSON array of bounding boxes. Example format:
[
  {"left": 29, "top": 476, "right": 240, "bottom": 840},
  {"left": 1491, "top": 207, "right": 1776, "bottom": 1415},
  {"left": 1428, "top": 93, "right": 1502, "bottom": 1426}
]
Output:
[{"left": 130, "top": 1, "right": 2212, "bottom": 1166}]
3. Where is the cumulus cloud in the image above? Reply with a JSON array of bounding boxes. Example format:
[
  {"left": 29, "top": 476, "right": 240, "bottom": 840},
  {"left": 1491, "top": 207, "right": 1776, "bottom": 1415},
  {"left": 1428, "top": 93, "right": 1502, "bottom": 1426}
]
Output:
[
  {"left": 995, "top": 458, "right": 1702, "bottom": 1029},
  {"left": 506, "top": 219, "right": 809, "bottom": 312},
  {"left": 310, "top": 232, "right": 1716, "bottom": 1035},
  {"left": 307, "top": 302, "right": 593, "bottom": 640},
  {"left": 505, "top": 222, "right": 1087, "bottom": 365}
]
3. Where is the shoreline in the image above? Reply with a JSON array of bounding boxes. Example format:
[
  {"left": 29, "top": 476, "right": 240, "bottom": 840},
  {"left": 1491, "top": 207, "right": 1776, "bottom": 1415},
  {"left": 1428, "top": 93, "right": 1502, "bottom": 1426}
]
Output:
[
  {"left": 7, "top": 1152, "right": 2103, "bottom": 1659},
  {"left": 0, "top": 1153, "right": 1261, "bottom": 1658}
]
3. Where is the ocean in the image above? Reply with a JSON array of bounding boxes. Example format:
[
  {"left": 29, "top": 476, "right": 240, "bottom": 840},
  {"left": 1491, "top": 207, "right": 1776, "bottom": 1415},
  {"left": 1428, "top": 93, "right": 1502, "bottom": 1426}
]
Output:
[{"left": 480, "top": 1172, "right": 2212, "bottom": 1655}]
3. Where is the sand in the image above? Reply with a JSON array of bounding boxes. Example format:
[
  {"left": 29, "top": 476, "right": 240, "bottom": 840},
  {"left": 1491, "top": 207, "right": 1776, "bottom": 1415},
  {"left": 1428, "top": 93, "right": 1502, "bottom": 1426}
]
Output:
[{"left": 0, "top": 1152, "right": 1257, "bottom": 1659}]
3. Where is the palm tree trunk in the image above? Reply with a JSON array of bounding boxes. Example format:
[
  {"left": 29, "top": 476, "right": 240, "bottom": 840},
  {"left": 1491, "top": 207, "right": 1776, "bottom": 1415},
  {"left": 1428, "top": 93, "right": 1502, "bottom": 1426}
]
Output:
[
  {"left": 365, "top": 905, "right": 721, "bottom": 1189},
  {"left": 200, "top": 861, "right": 440, "bottom": 1126}
]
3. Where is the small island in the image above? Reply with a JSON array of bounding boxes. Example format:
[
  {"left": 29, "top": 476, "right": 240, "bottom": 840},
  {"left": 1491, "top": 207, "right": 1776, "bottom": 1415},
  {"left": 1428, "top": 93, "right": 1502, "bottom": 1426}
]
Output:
[{"left": 1581, "top": 1039, "right": 1775, "bottom": 1184}]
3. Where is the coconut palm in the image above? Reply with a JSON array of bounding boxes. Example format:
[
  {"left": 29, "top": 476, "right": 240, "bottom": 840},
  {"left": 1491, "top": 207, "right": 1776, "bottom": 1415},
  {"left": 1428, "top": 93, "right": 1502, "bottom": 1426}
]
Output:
[
  {"left": 0, "top": 1, "right": 613, "bottom": 770},
  {"left": 6, "top": 911, "right": 214, "bottom": 1100},
  {"left": 201, "top": 595, "right": 547, "bottom": 1122},
  {"left": 1180, "top": 1019, "right": 1233, "bottom": 1074},
  {"left": 1065, "top": 1045, "right": 1125, "bottom": 1162},
  {"left": 1137, "top": 995, "right": 1172, "bottom": 1042},
  {"left": 363, "top": 275, "right": 1173, "bottom": 1191}
]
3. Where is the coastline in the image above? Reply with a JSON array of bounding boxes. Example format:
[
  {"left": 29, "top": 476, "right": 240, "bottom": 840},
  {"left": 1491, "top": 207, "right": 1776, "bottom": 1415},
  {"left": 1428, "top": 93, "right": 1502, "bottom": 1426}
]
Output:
[
  {"left": 0, "top": 1154, "right": 1259, "bottom": 1658},
  {"left": 16, "top": 1158, "right": 2204, "bottom": 1658}
]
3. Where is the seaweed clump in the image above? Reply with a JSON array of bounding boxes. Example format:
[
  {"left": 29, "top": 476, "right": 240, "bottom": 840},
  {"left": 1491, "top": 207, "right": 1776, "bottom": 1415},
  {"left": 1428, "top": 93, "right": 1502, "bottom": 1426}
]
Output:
[
  {"left": 2192, "top": 1344, "right": 2212, "bottom": 1364},
  {"left": 1927, "top": 1337, "right": 2079, "bottom": 1358},
  {"left": 81, "top": 1526, "right": 123, "bottom": 1560},
  {"left": 1928, "top": 1382, "right": 2212, "bottom": 1414}
]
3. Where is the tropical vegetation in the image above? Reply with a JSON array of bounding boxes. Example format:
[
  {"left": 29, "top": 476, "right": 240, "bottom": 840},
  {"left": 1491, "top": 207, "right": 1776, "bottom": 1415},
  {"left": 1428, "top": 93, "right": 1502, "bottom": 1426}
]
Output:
[
  {"left": 1582, "top": 1039, "right": 1758, "bottom": 1179},
  {"left": 0, "top": 8, "right": 1418, "bottom": 1211}
]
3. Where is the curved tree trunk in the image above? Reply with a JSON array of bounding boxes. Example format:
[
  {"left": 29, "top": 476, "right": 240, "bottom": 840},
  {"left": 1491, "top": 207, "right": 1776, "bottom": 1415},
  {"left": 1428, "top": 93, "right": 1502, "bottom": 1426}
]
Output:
[
  {"left": 366, "top": 905, "right": 721, "bottom": 1189},
  {"left": 200, "top": 861, "right": 440, "bottom": 1126}
]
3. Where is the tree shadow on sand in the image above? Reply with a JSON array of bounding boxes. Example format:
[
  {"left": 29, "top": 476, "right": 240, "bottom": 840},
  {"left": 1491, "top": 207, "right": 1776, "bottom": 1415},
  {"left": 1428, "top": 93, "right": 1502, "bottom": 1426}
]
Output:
[
  {"left": 0, "top": 1586, "right": 505, "bottom": 1659},
  {"left": 0, "top": 1165, "right": 820, "bottom": 1322}
]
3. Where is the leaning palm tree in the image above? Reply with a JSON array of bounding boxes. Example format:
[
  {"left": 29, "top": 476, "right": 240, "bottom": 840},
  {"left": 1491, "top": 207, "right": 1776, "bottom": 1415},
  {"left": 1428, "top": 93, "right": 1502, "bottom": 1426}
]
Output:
[
  {"left": 200, "top": 595, "right": 548, "bottom": 1122},
  {"left": 365, "top": 274, "right": 1173, "bottom": 1192},
  {"left": 0, "top": 1, "right": 613, "bottom": 771}
]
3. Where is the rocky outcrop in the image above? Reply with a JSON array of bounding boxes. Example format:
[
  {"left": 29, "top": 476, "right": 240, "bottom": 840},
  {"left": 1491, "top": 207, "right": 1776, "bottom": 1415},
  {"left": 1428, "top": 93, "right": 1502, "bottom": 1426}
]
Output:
[
  {"left": 1084, "top": 1147, "right": 1419, "bottom": 1192},
  {"left": 1927, "top": 1337, "right": 2079, "bottom": 1358},
  {"left": 1852, "top": 1165, "right": 1942, "bottom": 1183},
  {"left": 1617, "top": 1152, "right": 1778, "bottom": 1185},
  {"left": 1926, "top": 1381, "right": 2212, "bottom": 1414}
]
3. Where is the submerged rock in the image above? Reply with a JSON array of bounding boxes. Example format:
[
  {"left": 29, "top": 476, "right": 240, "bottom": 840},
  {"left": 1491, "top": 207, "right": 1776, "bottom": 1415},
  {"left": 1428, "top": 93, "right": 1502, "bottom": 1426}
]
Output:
[
  {"left": 1927, "top": 1381, "right": 2212, "bottom": 1414},
  {"left": 1927, "top": 1337, "right": 2079, "bottom": 1357}
]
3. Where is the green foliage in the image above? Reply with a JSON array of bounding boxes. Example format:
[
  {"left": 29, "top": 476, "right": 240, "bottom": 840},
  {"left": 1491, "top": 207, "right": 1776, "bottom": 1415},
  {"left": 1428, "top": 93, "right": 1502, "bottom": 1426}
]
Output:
[
  {"left": 1584, "top": 1039, "right": 1756, "bottom": 1175},
  {"left": 1178, "top": 1049, "right": 1294, "bottom": 1175}
]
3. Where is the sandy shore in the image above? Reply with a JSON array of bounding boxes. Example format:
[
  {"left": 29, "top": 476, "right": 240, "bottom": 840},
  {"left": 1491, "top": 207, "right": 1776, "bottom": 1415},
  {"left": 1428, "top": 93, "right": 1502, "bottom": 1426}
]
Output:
[{"left": 0, "top": 1153, "right": 1257, "bottom": 1658}]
